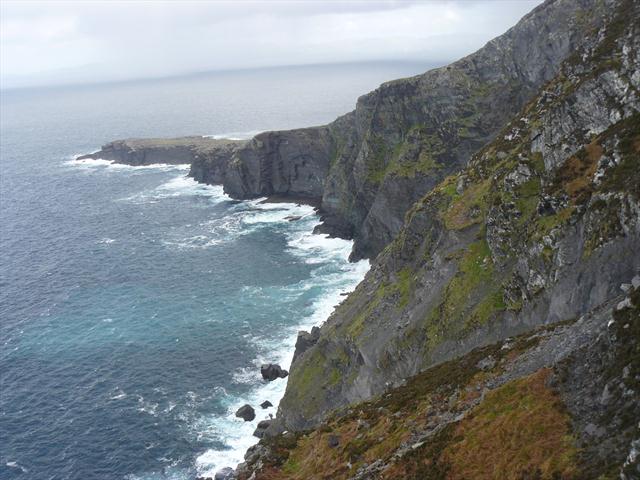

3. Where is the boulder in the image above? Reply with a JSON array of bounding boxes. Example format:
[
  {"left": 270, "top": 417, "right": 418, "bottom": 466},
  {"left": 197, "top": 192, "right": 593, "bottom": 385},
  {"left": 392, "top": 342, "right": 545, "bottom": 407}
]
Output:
[
  {"left": 235, "top": 404, "right": 255, "bottom": 422},
  {"left": 260, "top": 400, "right": 273, "bottom": 409},
  {"left": 253, "top": 419, "right": 273, "bottom": 438},
  {"left": 261, "top": 364, "right": 288, "bottom": 381},
  {"left": 214, "top": 467, "right": 236, "bottom": 480}
]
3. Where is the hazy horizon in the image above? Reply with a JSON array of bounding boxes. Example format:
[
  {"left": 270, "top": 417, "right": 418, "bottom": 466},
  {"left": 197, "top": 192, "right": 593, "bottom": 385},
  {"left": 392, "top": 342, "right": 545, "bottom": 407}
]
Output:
[
  {"left": 0, "top": 59, "right": 432, "bottom": 92},
  {"left": 1, "top": 0, "right": 542, "bottom": 90}
]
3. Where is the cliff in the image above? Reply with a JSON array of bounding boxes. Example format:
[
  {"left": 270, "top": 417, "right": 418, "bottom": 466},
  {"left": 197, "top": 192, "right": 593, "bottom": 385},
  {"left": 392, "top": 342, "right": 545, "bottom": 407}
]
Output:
[
  {"left": 83, "top": 0, "right": 609, "bottom": 261},
  {"left": 279, "top": 0, "right": 639, "bottom": 432},
  {"left": 233, "top": 0, "right": 639, "bottom": 476},
  {"left": 79, "top": 0, "right": 640, "bottom": 477}
]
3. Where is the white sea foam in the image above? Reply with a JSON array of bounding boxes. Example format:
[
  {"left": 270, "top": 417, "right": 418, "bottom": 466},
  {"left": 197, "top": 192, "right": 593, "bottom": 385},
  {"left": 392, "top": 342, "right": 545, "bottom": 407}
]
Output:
[
  {"left": 110, "top": 388, "right": 127, "bottom": 400},
  {"left": 69, "top": 152, "right": 369, "bottom": 476},
  {"left": 64, "top": 157, "right": 190, "bottom": 172},
  {"left": 6, "top": 461, "right": 28, "bottom": 473},
  {"left": 194, "top": 199, "right": 369, "bottom": 477},
  {"left": 154, "top": 176, "right": 226, "bottom": 199},
  {"left": 122, "top": 175, "right": 229, "bottom": 206},
  {"left": 204, "top": 130, "right": 263, "bottom": 141}
]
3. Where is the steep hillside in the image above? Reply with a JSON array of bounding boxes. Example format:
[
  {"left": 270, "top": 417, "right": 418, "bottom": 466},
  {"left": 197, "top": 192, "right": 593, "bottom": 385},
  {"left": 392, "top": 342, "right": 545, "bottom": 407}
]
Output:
[
  {"left": 236, "top": 284, "right": 639, "bottom": 479},
  {"left": 278, "top": 0, "right": 639, "bottom": 431}
]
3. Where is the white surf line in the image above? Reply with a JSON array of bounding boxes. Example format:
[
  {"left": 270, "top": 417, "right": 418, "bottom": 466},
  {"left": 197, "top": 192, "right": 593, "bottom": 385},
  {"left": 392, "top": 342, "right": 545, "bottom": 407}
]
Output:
[{"left": 194, "top": 201, "right": 369, "bottom": 477}]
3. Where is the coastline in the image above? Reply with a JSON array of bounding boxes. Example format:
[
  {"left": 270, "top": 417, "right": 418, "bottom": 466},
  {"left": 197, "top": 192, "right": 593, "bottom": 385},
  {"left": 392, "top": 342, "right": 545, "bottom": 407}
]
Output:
[
  {"left": 64, "top": 154, "right": 370, "bottom": 478},
  {"left": 195, "top": 195, "right": 369, "bottom": 477}
]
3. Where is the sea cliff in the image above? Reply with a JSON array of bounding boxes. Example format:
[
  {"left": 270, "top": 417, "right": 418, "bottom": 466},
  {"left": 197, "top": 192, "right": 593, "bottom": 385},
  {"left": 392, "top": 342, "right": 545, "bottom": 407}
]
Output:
[{"left": 80, "top": 0, "right": 639, "bottom": 477}]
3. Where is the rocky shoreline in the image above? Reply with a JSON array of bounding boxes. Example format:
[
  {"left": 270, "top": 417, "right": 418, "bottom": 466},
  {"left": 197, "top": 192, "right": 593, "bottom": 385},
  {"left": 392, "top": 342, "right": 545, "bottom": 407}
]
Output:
[{"left": 79, "top": 0, "right": 640, "bottom": 477}]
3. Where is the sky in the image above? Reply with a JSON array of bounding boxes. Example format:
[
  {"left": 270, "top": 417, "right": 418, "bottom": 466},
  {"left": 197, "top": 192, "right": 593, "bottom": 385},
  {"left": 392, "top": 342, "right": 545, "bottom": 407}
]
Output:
[{"left": 1, "top": 0, "right": 543, "bottom": 89}]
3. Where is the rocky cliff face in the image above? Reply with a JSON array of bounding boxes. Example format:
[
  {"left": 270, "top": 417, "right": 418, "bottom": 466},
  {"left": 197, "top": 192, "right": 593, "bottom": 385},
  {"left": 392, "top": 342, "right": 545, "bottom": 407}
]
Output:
[
  {"left": 191, "top": 127, "right": 335, "bottom": 201},
  {"left": 319, "top": 0, "right": 610, "bottom": 259},
  {"left": 83, "top": 0, "right": 612, "bottom": 261},
  {"left": 80, "top": 0, "right": 639, "bottom": 476},
  {"left": 236, "top": 284, "right": 640, "bottom": 479},
  {"left": 278, "top": 0, "right": 639, "bottom": 432}
]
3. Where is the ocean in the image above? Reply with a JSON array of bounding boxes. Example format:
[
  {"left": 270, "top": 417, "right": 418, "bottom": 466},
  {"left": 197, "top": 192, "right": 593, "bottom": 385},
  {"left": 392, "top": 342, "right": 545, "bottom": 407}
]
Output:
[{"left": 0, "top": 62, "right": 428, "bottom": 480}]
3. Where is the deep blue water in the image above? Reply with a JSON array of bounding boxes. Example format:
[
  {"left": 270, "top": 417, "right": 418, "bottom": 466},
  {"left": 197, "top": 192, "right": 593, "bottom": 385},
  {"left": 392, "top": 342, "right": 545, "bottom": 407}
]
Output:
[{"left": 0, "top": 62, "right": 427, "bottom": 480}]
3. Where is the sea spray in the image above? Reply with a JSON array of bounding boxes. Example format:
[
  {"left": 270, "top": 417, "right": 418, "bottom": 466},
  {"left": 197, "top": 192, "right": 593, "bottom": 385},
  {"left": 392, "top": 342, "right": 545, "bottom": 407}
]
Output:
[{"left": 194, "top": 200, "right": 368, "bottom": 477}]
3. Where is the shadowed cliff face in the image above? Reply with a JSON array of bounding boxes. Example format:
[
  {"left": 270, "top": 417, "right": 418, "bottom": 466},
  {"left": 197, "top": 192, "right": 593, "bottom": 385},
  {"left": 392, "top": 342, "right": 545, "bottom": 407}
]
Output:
[
  {"left": 278, "top": 0, "right": 639, "bottom": 431},
  {"left": 194, "top": 128, "right": 335, "bottom": 201},
  {"left": 83, "top": 0, "right": 610, "bottom": 261}
]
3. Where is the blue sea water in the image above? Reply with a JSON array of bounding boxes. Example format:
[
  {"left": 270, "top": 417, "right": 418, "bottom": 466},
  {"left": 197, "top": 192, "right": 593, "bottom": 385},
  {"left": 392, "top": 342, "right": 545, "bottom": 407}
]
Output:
[{"left": 0, "top": 62, "right": 428, "bottom": 480}]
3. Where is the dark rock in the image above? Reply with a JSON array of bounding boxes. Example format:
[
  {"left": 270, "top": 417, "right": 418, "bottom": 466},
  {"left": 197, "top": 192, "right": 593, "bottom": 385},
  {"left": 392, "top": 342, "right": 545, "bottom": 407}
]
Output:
[
  {"left": 235, "top": 404, "right": 255, "bottom": 422},
  {"left": 327, "top": 434, "right": 340, "bottom": 448},
  {"left": 214, "top": 467, "right": 236, "bottom": 480},
  {"left": 291, "top": 327, "right": 320, "bottom": 364},
  {"left": 284, "top": 215, "right": 302, "bottom": 222},
  {"left": 261, "top": 364, "right": 288, "bottom": 381},
  {"left": 313, "top": 214, "right": 354, "bottom": 240},
  {"left": 253, "top": 419, "right": 273, "bottom": 438},
  {"left": 260, "top": 400, "right": 273, "bottom": 409}
]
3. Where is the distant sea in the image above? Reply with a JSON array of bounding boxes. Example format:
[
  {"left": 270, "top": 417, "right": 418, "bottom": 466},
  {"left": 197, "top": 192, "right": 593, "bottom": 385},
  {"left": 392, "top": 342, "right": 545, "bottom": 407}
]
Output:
[{"left": 0, "top": 62, "right": 429, "bottom": 480}]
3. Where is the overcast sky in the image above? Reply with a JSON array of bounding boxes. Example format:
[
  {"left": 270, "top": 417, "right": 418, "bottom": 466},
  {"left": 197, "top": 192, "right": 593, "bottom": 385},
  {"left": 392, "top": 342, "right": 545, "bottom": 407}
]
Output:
[{"left": 1, "top": 0, "right": 543, "bottom": 89}]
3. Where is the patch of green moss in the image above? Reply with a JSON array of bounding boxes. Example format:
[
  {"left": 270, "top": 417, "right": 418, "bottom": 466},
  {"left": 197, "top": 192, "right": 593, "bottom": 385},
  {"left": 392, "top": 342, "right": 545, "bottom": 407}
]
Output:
[
  {"left": 530, "top": 152, "right": 545, "bottom": 173},
  {"left": 535, "top": 206, "right": 575, "bottom": 239},
  {"left": 600, "top": 112, "right": 640, "bottom": 198},
  {"left": 365, "top": 134, "right": 393, "bottom": 184},
  {"left": 345, "top": 280, "right": 389, "bottom": 339},
  {"left": 397, "top": 267, "right": 415, "bottom": 308},
  {"left": 443, "top": 178, "right": 492, "bottom": 230},
  {"left": 583, "top": 196, "right": 624, "bottom": 258},
  {"left": 514, "top": 177, "right": 542, "bottom": 225},
  {"left": 467, "top": 288, "right": 507, "bottom": 329},
  {"left": 439, "top": 175, "right": 461, "bottom": 200},
  {"left": 285, "top": 348, "right": 328, "bottom": 416},
  {"left": 423, "top": 238, "right": 500, "bottom": 352}
]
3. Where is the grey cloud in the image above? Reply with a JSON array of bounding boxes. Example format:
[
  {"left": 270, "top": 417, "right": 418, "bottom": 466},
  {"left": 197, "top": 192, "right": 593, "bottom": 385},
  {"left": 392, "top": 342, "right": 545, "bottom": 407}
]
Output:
[{"left": 1, "top": 0, "right": 542, "bottom": 88}]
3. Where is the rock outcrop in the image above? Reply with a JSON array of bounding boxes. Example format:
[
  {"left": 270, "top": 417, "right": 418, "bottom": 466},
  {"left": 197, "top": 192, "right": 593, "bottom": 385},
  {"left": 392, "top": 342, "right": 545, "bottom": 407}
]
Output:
[
  {"left": 278, "top": 0, "right": 639, "bottom": 431},
  {"left": 214, "top": 467, "right": 236, "bottom": 480},
  {"left": 260, "top": 364, "right": 288, "bottom": 381},
  {"left": 78, "top": 136, "right": 242, "bottom": 166}
]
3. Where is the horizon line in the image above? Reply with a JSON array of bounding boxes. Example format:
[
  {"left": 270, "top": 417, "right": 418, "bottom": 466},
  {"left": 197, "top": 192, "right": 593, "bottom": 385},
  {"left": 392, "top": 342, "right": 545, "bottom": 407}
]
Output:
[{"left": 1, "top": 58, "right": 447, "bottom": 93}]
